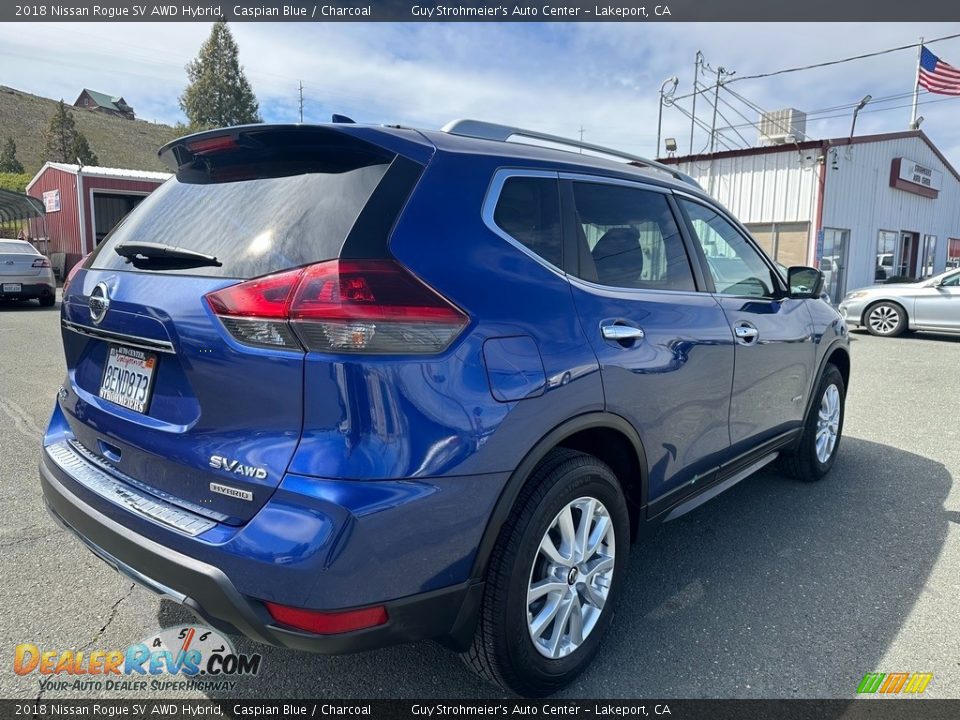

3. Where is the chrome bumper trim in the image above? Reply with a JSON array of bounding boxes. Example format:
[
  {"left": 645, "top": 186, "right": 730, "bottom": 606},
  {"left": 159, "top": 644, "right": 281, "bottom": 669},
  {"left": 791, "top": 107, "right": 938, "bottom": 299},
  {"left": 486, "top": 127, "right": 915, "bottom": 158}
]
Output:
[{"left": 46, "top": 441, "right": 216, "bottom": 537}]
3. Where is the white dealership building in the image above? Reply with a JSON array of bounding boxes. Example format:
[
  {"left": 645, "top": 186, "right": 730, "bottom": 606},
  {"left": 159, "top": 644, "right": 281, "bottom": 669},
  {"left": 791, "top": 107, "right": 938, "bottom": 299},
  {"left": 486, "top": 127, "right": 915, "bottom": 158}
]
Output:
[{"left": 662, "top": 125, "right": 960, "bottom": 303}]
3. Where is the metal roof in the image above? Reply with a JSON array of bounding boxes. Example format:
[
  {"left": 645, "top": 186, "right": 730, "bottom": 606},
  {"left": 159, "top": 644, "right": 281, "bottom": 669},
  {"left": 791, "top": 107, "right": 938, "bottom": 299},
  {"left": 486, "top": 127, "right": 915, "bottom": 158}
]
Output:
[
  {"left": 0, "top": 187, "right": 44, "bottom": 222},
  {"left": 80, "top": 88, "right": 126, "bottom": 111},
  {"left": 25, "top": 162, "right": 172, "bottom": 193}
]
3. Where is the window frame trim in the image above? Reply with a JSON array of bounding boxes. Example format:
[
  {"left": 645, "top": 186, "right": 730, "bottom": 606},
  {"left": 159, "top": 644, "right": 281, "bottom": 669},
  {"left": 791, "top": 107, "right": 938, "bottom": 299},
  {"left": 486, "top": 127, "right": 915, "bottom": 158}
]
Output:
[{"left": 481, "top": 167, "right": 567, "bottom": 279}]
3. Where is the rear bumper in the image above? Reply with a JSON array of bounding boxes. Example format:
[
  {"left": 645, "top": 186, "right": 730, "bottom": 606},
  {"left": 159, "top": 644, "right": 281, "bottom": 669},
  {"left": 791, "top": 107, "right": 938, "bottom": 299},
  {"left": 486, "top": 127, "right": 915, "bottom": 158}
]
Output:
[
  {"left": 39, "top": 442, "right": 488, "bottom": 654},
  {"left": 0, "top": 280, "right": 55, "bottom": 299}
]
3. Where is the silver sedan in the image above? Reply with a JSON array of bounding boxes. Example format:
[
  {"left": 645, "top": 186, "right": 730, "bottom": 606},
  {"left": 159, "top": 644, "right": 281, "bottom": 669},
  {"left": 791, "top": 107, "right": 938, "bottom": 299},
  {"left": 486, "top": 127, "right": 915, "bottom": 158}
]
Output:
[
  {"left": 838, "top": 267, "right": 960, "bottom": 337},
  {"left": 0, "top": 239, "right": 57, "bottom": 307}
]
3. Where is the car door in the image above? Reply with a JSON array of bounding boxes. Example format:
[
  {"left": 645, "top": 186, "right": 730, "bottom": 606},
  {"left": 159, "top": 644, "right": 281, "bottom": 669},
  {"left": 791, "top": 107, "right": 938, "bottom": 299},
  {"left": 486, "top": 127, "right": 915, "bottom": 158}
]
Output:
[
  {"left": 913, "top": 270, "right": 960, "bottom": 330},
  {"left": 676, "top": 195, "right": 816, "bottom": 453},
  {"left": 562, "top": 176, "right": 735, "bottom": 506}
]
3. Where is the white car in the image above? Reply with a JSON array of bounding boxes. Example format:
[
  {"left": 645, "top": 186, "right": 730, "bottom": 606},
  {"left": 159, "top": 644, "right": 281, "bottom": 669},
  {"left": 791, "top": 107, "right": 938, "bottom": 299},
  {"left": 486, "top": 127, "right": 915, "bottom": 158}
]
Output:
[
  {"left": 0, "top": 240, "right": 56, "bottom": 307},
  {"left": 838, "top": 267, "right": 960, "bottom": 336}
]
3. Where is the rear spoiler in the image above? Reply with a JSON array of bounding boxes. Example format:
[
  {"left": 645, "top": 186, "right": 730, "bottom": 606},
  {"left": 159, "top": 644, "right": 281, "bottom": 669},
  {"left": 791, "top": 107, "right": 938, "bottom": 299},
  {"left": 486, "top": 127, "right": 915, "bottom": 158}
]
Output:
[{"left": 158, "top": 124, "right": 399, "bottom": 180}]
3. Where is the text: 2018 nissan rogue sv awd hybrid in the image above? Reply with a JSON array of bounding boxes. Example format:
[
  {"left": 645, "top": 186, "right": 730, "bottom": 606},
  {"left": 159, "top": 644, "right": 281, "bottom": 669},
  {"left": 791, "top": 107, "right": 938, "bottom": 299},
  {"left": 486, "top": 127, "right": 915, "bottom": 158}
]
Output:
[{"left": 40, "top": 120, "right": 849, "bottom": 696}]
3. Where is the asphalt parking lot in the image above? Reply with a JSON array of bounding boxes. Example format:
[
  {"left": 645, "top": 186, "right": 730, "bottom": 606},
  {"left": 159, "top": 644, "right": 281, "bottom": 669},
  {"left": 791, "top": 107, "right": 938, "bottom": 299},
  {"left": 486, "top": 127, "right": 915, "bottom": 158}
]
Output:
[{"left": 1, "top": 294, "right": 958, "bottom": 700}]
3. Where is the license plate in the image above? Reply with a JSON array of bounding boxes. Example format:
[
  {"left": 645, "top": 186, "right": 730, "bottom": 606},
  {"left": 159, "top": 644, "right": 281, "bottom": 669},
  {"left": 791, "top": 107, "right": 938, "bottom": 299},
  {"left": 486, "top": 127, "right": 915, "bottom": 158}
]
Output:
[
  {"left": 2, "top": 283, "right": 21, "bottom": 293},
  {"left": 99, "top": 345, "right": 158, "bottom": 414}
]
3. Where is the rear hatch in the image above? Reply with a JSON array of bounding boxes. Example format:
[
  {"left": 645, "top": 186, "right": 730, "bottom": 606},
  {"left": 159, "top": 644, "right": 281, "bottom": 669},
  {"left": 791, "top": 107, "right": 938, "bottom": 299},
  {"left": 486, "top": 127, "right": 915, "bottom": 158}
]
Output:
[
  {"left": 60, "top": 125, "right": 428, "bottom": 524},
  {"left": 0, "top": 241, "right": 45, "bottom": 280}
]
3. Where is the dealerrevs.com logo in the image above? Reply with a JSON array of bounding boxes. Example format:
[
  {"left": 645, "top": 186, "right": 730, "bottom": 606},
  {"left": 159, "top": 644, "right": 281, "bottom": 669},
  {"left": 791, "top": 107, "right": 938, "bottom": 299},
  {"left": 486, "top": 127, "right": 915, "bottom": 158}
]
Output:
[{"left": 14, "top": 625, "right": 262, "bottom": 693}]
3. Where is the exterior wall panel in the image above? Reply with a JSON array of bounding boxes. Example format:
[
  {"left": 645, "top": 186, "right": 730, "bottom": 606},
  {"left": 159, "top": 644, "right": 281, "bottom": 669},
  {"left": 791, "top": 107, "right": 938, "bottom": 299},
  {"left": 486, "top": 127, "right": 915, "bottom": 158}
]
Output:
[
  {"left": 821, "top": 136, "right": 960, "bottom": 292},
  {"left": 27, "top": 167, "right": 81, "bottom": 256}
]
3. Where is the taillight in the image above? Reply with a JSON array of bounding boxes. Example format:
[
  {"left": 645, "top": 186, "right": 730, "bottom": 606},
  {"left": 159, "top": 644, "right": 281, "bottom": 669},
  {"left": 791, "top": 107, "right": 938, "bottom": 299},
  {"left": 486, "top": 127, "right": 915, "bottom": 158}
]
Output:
[
  {"left": 205, "top": 260, "right": 468, "bottom": 354},
  {"left": 32, "top": 257, "right": 51, "bottom": 268},
  {"left": 62, "top": 253, "right": 90, "bottom": 294}
]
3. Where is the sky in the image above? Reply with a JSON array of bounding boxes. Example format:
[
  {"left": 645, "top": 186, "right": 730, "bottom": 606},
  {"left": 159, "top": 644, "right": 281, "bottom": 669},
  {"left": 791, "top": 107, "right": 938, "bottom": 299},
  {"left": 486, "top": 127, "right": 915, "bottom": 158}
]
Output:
[{"left": 2, "top": 22, "right": 960, "bottom": 163}]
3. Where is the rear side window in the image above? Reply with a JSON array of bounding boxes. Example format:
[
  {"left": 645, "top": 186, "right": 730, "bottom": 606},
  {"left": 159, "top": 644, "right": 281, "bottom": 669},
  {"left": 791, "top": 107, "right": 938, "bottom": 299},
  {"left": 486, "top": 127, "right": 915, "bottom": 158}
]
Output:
[
  {"left": 571, "top": 182, "right": 695, "bottom": 292},
  {"left": 493, "top": 176, "right": 563, "bottom": 268},
  {"left": 91, "top": 163, "right": 390, "bottom": 279}
]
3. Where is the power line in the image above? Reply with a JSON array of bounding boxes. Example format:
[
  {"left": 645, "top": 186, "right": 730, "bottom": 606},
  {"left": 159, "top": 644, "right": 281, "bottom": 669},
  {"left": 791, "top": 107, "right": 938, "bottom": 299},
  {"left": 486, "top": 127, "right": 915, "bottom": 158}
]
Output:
[{"left": 727, "top": 31, "right": 960, "bottom": 85}]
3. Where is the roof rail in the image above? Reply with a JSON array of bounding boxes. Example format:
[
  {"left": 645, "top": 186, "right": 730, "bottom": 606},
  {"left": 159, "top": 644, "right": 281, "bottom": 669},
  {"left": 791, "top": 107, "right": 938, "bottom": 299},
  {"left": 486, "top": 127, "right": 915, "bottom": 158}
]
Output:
[{"left": 441, "top": 119, "right": 702, "bottom": 189}]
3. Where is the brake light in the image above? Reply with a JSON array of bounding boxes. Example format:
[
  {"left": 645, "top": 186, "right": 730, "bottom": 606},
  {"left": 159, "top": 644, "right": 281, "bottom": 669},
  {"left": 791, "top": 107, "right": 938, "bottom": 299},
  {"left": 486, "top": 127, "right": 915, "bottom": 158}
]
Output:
[
  {"left": 62, "top": 253, "right": 90, "bottom": 294},
  {"left": 205, "top": 260, "right": 468, "bottom": 354},
  {"left": 186, "top": 135, "right": 238, "bottom": 154},
  {"left": 32, "top": 257, "right": 51, "bottom": 268},
  {"left": 265, "top": 602, "right": 388, "bottom": 635}
]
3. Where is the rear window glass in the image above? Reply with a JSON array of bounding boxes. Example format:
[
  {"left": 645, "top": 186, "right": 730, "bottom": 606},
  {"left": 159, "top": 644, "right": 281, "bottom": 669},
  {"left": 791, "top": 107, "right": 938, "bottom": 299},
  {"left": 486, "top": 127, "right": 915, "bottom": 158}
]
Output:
[
  {"left": 90, "top": 164, "right": 389, "bottom": 278},
  {"left": 0, "top": 242, "right": 36, "bottom": 254}
]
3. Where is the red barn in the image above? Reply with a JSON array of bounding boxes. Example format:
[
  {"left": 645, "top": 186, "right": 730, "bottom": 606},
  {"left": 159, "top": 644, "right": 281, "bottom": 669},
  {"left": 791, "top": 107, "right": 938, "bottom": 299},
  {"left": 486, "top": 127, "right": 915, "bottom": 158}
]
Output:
[{"left": 26, "top": 162, "right": 170, "bottom": 277}]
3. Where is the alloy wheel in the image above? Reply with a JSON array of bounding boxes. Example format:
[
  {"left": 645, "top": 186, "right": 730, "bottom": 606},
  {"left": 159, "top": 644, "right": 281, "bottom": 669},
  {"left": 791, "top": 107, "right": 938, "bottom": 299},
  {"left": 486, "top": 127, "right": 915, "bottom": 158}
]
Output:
[
  {"left": 816, "top": 383, "right": 841, "bottom": 463},
  {"left": 526, "top": 496, "right": 616, "bottom": 659},
  {"left": 868, "top": 305, "right": 900, "bottom": 335}
]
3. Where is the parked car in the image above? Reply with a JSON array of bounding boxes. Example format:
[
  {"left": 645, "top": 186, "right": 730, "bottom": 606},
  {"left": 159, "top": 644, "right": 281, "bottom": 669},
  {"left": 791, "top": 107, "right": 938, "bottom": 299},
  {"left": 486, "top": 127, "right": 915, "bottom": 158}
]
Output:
[
  {"left": 0, "top": 239, "right": 56, "bottom": 306},
  {"left": 39, "top": 120, "right": 850, "bottom": 696},
  {"left": 875, "top": 252, "right": 895, "bottom": 282},
  {"left": 839, "top": 267, "right": 960, "bottom": 337}
]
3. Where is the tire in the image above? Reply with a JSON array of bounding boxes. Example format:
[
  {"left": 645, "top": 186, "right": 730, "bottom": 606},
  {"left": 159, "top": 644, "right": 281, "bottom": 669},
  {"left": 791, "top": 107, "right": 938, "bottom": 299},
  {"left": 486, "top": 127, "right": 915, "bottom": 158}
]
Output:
[
  {"left": 39, "top": 294, "right": 56, "bottom": 308},
  {"left": 781, "top": 364, "right": 845, "bottom": 482},
  {"left": 462, "top": 448, "right": 630, "bottom": 696},
  {"left": 864, "top": 301, "right": 906, "bottom": 337}
]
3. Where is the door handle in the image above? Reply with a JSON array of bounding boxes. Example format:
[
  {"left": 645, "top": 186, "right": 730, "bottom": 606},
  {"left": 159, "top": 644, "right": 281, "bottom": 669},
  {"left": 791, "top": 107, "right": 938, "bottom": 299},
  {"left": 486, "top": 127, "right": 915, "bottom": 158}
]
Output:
[
  {"left": 602, "top": 325, "right": 645, "bottom": 342},
  {"left": 734, "top": 322, "right": 759, "bottom": 345}
]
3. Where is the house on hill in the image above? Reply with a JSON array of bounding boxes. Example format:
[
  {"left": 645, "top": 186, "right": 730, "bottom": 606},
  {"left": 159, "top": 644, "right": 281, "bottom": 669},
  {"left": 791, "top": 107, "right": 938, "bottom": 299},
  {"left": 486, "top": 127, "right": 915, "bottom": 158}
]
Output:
[{"left": 73, "top": 89, "right": 135, "bottom": 120}]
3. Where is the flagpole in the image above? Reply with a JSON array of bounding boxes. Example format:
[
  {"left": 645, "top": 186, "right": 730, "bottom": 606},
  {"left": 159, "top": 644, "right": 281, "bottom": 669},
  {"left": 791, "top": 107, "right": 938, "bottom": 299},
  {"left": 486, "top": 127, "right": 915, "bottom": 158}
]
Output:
[{"left": 910, "top": 37, "right": 923, "bottom": 129}]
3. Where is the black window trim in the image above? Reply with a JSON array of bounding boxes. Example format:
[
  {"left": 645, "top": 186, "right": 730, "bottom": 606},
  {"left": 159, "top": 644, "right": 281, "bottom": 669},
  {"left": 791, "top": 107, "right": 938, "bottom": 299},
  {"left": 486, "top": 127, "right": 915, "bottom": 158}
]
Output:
[
  {"left": 673, "top": 190, "right": 790, "bottom": 299},
  {"left": 559, "top": 172, "right": 707, "bottom": 297},
  {"left": 481, "top": 167, "right": 566, "bottom": 278}
]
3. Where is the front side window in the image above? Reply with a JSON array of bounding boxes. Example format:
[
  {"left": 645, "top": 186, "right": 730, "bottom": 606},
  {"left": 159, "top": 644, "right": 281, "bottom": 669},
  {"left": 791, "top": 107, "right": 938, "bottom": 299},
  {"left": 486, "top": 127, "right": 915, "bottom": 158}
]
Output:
[
  {"left": 492, "top": 176, "right": 562, "bottom": 269},
  {"left": 680, "top": 199, "right": 779, "bottom": 298},
  {"left": 571, "top": 182, "right": 695, "bottom": 292}
]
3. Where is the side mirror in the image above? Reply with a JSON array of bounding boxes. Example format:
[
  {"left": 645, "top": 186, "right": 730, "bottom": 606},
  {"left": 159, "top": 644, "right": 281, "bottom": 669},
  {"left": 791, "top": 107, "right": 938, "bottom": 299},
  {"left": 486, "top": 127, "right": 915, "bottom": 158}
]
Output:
[{"left": 787, "top": 266, "right": 825, "bottom": 299}]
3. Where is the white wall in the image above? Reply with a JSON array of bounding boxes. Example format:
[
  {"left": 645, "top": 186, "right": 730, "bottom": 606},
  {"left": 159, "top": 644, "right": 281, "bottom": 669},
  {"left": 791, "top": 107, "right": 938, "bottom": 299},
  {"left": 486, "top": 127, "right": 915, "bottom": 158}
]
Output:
[
  {"left": 821, "top": 135, "right": 960, "bottom": 292},
  {"left": 673, "top": 147, "right": 820, "bottom": 225}
]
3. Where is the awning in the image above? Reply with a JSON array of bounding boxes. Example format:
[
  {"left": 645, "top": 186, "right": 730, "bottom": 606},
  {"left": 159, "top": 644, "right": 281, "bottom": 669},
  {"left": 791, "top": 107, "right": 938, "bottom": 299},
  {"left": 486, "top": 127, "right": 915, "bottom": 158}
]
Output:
[{"left": 0, "top": 187, "right": 45, "bottom": 222}]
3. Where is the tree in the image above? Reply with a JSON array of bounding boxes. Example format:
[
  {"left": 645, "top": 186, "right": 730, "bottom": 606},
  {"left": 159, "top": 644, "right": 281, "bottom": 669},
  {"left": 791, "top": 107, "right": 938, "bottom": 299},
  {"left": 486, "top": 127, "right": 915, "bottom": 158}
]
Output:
[
  {"left": 43, "top": 100, "right": 98, "bottom": 165},
  {"left": 71, "top": 133, "right": 98, "bottom": 166},
  {"left": 0, "top": 137, "right": 24, "bottom": 173},
  {"left": 179, "top": 21, "right": 261, "bottom": 130}
]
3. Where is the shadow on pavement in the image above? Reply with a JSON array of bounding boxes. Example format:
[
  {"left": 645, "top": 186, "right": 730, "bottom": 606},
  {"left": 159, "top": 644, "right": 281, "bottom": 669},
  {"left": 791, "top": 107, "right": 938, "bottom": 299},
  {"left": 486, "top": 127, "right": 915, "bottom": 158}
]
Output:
[{"left": 158, "top": 437, "right": 951, "bottom": 698}]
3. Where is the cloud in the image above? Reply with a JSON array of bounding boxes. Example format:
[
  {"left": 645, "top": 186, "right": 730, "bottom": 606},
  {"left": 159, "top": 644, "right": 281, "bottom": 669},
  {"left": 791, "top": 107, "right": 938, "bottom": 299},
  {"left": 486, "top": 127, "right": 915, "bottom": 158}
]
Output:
[{"left": 1, "top": 21, "right": 959, "bottom": 162}]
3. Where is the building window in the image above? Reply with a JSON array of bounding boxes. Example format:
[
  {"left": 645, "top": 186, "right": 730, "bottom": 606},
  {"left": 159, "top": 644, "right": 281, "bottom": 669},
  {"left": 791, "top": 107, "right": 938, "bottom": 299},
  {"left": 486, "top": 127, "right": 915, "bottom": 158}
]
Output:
[
  {"left": 948, "top": 238, "right": 960, "bottom": 269},
  {"left": 920, "top": 234, "right": 937, "bottom": 278},
  {"left": 744, "top": 222, "right": 810, "bottom": 268},
  {"left": 820, "top": 228, "right": 849, "bottom": 304},
  {"left": 876, "top": 230, "right": 898, "bottom": 281}
]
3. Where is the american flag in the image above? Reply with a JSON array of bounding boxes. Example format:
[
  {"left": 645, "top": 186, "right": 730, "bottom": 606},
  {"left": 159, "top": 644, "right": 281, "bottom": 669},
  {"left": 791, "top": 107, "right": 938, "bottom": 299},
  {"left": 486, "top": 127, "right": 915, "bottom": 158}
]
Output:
[{"left": 919, "top": 46, "right": 960, "bottom": 96}]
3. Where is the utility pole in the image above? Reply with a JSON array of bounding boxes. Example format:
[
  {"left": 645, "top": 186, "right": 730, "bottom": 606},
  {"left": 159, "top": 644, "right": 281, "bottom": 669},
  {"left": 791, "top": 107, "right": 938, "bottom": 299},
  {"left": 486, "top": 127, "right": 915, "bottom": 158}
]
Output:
[
  {"left": 298, "top": 81, "right": 304, "bottom": 123},
  {"left": 708, "top": 66, "right": 733, "bottom": 156},
  {"left": 578, "top": 126, "right": 585, "bottom": 151},
  {"left": 689, "top": 50, "right": 703, "bottom": 155}
]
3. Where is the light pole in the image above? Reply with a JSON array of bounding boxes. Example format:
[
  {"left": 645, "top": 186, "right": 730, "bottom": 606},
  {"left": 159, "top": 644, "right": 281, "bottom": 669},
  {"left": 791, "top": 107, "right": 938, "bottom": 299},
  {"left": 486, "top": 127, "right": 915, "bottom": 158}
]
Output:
[
  {"left": 656, "top": 76, "right": 678, "bottom": 159},
  {"left": 849, "top": 94, "right": 872, "bottom": 138}
]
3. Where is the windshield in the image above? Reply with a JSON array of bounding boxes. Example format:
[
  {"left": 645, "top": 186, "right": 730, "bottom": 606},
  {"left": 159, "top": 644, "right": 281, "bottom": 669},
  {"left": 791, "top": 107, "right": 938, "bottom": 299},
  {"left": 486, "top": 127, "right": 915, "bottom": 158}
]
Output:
[{"left": 921, "top": 267, "right": 960, "bottom": 286}]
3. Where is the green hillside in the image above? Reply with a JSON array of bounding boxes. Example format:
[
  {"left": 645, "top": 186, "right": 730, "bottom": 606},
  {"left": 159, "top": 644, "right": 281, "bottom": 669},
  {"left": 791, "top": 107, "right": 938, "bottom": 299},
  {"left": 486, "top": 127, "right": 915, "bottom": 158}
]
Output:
[{"left": 0, "top": 85, "right": 178, "bottom": 177}]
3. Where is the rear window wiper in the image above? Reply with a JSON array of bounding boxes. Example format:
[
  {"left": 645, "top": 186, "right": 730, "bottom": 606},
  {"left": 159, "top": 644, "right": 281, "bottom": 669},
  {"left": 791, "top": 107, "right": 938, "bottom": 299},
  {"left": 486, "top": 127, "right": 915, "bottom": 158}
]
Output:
[{"left": 114, "top": 242, "right": 222, "bottom": 268}]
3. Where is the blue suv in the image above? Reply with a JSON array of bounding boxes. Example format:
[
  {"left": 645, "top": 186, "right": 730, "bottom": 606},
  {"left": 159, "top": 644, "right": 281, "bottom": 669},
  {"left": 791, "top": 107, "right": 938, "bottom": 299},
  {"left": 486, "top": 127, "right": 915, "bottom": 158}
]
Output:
[{"left": 40, "top": 119, "right": 850, "bottom": 696}]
